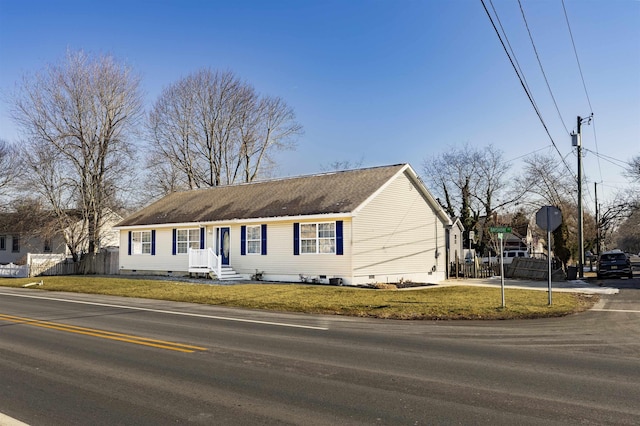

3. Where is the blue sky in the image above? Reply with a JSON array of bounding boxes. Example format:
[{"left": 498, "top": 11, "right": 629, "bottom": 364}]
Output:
[{"left": 0, "top": 0, "right": 638, "bottom": 207}]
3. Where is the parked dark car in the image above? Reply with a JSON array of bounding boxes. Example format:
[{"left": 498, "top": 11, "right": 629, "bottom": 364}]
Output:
[{"left": 597, "top": 250, "right": 633, "bottom": 279}]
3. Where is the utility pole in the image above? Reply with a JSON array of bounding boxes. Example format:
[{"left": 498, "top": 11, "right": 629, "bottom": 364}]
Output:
[
  {"left": 577, "top": 116, "right": 584, "bottom": 279},
  {"left": 572, "top": 115, "right": 592, "bottom": 279},
  {"left": 595, "top": 182, "right": 599, "bottom": 257}
]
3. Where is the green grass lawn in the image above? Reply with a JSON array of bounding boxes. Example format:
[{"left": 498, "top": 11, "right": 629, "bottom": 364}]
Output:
[{"left": 0, "top": 276, "right": 597, "bottom": 320}]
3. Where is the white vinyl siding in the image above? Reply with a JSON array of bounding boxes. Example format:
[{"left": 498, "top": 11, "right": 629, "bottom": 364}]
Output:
[
  {"left": 119, "top": 222, "right": 352, "bottom": 279},
  {"left": 352, "top": 170, "right": 447, "bottom": 283},
  {"left": 120, "top": 229, "right": 185, "bottom": 271},
  {"left": 234, "top": 221, "right": 350, "bottom": 276}
]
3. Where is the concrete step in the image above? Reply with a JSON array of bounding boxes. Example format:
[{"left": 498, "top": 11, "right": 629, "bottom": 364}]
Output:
[{"left": 213, "top": 266, "right": 243, "bottom": 281}]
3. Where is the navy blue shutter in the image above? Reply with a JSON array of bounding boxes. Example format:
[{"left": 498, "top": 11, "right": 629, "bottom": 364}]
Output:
[
  {"left": 336, "top": 220, "right": 343, "bottom": 255},
  {"left": 151, "top": 230, "right": 156, "bottom": 255},
  {"left": 172, "top": 229, "right": 177, "bottom": 255},
  {"left": 128, "top": 231, "right": 132, "bottom": 255},
  {"left": 200, "top": 227, "right": 205, "bottom": 249},
  {"left": 261, "top": 224, "right": 267, "bottom": 255},
  {"left": 293, "top": 223, "right": 300, "bottom": 255},
  {"left": 240, "top": 226, "right": 246, "bottom": 255}
]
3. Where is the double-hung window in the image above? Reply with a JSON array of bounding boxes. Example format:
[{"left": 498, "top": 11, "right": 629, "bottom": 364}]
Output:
[
  {"left": 131, "top": 231, "right": 152, "bottom": 254},
  {"left": 0, "top": 235, "right": 5, "bottom": 251},
  {"left": 176, "top": 229, "right": 200, "bottom": 254},
  {"left": 246, "top": 225, "right": 261, "bottom": 254},
  {"left": 11, "top": 235, "right": 20, "bottom": 253},
  {"left": 300, "top": 222, "right": 335, "bottom": 254}
]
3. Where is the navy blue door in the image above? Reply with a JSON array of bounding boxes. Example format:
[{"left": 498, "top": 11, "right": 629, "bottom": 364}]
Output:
[{"left": 220, "top": 227, "right": 230, "bottom": 265}]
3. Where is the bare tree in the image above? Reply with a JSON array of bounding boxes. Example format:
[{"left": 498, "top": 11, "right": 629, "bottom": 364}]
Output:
[
  {"left": 626, "top": 154, "right": 640, "bottom": 184},
  {"left": 320, "top": 158, "right": 365, "bottom": 172},
  {"left": 613, "top": 208, "right": 640, "bottom": 253},
  {"left": 515, "top": 153, "right": 576, "bottom": 208},
  {"left": 0, "top": 139, "right": 21, "bottom": 206},
  {"left": 18, "top": 142, "right": 87, "bottom": 260},
  {"left": 146, "top": 69, "right": 302, "bottom": 195},
  {"left": 598, "top": 192, "right": 639, "bottom": 250},
  {"left": 514, "top": 153, "right": 587, "bottom": 267},
  {"left": 422, "top": 144, "right": 520, "bottom": 252},
  {"left": 11, "top": 49, "right": 143, "bottom": 256}
]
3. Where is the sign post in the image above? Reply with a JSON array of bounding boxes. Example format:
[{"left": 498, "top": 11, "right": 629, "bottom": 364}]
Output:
[
  {"left": 536, "top": 206, "right": 562, "bottom": 305},
  {"left": 489, "top": 226, "right": 511, "bottom": 308}
]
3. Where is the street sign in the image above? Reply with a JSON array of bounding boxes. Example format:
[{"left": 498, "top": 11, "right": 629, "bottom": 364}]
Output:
[
  {"left": 536, "top": 206, "right": 562, "bottom": 232},
  {"left": 536, "top": 205, "right": 562, "bottom": 306},
  {"left": 489, "top": 226, "right": 512, "bottom": 233}
]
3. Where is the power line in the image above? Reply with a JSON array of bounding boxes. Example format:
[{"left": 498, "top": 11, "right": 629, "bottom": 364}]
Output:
[
  {"left": 583, "top": 148, "right": 630, "bottom": 169},
  {"left": 487, "top": 0, "right": 536, "bottom": 110},
  {"left": 562, "top": 0, "right": 603, "bottom": 183},
  {"left": 562, "top": 0, "right": 593, "bottom": 113},
  {"left": 517, "top": 0, "right": 570, "bottom": 134},
  {"left": 505, "top": 145, "right": 553, "bottom": 164},
  {"left": 480, "top": 0, "right": 575, "bottom": 179}
]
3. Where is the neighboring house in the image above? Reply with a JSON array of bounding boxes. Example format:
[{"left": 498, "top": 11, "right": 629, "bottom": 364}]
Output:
[
  {"left": 446, "top": 217, "right": 465, "bottom": 265},
  {"left": 502, "top": 230, "right": 528, "bottom": 252},
  {"left": 0, "top": 228, "right": 66, "bottom": 265},
  {"left": 115, "top": 164, "right": 454, "bottom": 285},
  {"left": 0, "top": 209, "right": 121, "bottom": 264}
]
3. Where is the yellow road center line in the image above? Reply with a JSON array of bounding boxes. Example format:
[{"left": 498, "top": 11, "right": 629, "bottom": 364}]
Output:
[
  {"left": 0, "top": 313, "right": 206, "bottom": 350},
  {"left": 0, "top": 313, "right": 207, "bottom": 353}
]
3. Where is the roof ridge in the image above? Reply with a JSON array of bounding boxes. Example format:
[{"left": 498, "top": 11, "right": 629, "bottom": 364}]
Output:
[{"left": 173, "top": 163, "right": 407, "bottom": 194}]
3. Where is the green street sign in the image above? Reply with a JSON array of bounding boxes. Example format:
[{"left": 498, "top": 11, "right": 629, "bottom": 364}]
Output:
[{"left": 489, "top": 226, "right": 512, "bottom": 233}]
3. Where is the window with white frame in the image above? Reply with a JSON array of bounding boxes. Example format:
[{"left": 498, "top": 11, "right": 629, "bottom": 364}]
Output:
[
  {"left": 0, "top": 235, "right": 5, "bottom": 251},
  {"left": 177, "top": 229, "right": 200, "bottom": 254},
  {"left": 131, "top": 231, "right": 152, "bottom": 254},
  {"left": 246, "top": 225, "right": 261, "bottom": 254},
  {"left": 300, "top": 222, "right": 335, "bottom": 254},
  {"left": 12, "top": 235, "right": 20, "bottom": 253}
]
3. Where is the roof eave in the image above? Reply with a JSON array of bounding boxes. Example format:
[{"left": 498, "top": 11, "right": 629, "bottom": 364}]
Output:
[{"left": 113, "top": 212, "right": 355, "bottom": 230}]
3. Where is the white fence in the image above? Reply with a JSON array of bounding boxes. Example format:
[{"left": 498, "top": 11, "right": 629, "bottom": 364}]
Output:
[
  {"left": 27, "top": 253, "right": 68, "bottom": 276},
  {"left": 0, "top": 251, "right": 119, "bottom": 278},
  {"left": 0, "top": 263, "right": 30, "bottom": 278}
]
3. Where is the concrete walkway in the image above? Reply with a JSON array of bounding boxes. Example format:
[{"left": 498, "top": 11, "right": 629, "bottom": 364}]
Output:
[{"left": 436, "top": 277, "right": 619, "bottom": 294}]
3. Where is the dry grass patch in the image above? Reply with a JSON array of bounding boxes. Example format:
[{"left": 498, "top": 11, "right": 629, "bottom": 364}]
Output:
[{"left": 0, "top": 276, "right": 596, "bottom": 320}]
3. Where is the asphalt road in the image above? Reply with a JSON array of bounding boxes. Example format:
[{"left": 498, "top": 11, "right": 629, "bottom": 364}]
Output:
[{"left": 0, "top": 282, "right": 639, "bottom": 425}]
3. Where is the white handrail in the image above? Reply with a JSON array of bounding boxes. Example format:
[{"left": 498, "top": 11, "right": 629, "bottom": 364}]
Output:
[
  {"left": 188, "top": 248, "right": 222, "bottom": 279},
  {"left": 208, "top": 247, "right": 222, "bottom": 279}
]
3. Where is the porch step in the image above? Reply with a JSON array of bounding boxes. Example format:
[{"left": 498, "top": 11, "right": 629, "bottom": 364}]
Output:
[{"left": 211, "top": 266, "right": 244, "bottom": 281}]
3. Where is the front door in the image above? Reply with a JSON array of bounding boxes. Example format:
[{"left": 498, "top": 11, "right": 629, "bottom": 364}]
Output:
[{"left": 220, "top": 227, "right": 230, "bottom": 265}]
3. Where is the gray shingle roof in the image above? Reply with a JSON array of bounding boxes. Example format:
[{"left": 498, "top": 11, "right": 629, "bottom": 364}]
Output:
[{"left": 118, "top": 164, "right": 407, "bottom": 227}]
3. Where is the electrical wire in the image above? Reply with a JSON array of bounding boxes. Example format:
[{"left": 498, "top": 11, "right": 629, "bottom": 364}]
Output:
[
  {"left": 562, "top": 0, "right": 603, "bottom": 183},
  {"left": 481, "top": 0, "right": 575, "bottom": 179},
  {"left": 583, "top": 148, "right": 630, "bottom": 169},
  {"left": 505, "top": 145, "right": 553, "bottom": 164},
  {"left": 488, "top": 0, "right": 536, "bottom": 110},
  {"left": 518, "top": 0, "right": 570, "bottom": 135},
  {"left": 562, "top": 0, "right": 593, "bottom": 113}
]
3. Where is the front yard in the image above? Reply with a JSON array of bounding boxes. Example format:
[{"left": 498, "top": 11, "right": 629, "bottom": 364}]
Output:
[{"left": 0, "top": 276, "right": 596, "bottom": 320}]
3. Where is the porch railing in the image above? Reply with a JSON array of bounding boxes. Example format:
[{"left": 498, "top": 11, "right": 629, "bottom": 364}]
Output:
[{"left": 188, "top": 248, "right": 222, "bottom": 278}]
